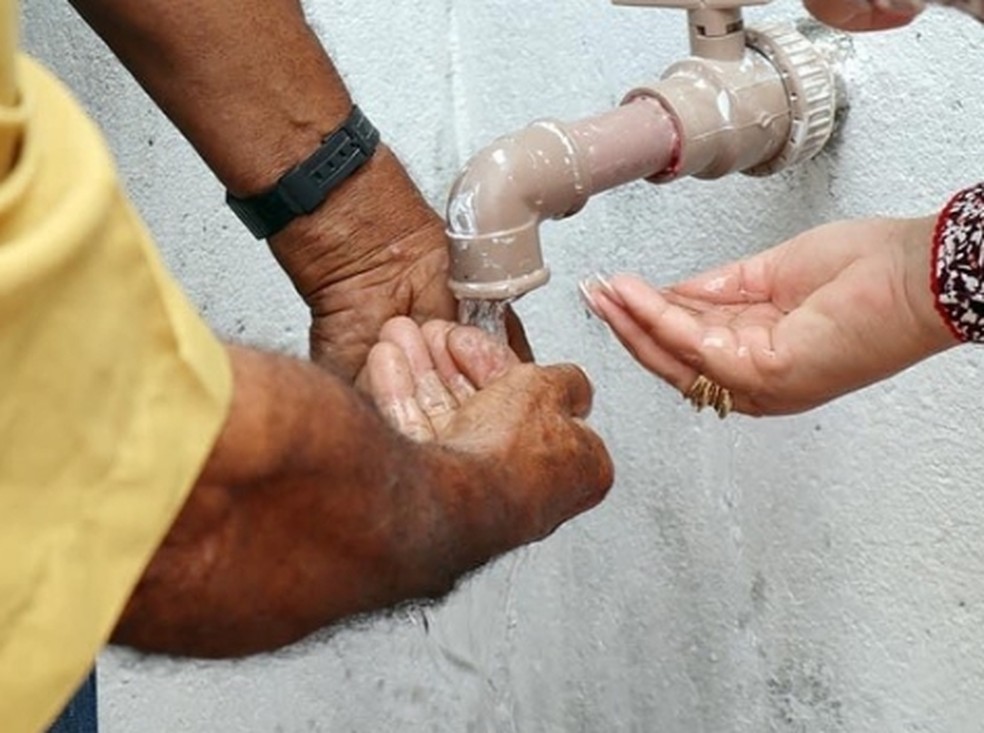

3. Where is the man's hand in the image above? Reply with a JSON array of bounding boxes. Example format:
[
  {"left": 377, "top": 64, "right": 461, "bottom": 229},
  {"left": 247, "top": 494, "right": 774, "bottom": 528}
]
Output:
[
  {"left": 114, "top": 332, "right": 611, "bottom": 658},
  {"left": 268, "top": 148, "right": 531, "bottom": 381},
  {"left": 582, "top": 217, "right": 957, "bottom": 415},
  {"left": 70, "top": 0, "right": 528, "bottom": 382},
  {"left": 266, "top": 150, "right": 457, "bottom": 380},
  {"left": 365, "top": 316, "right": 610, "bottom": 545}
]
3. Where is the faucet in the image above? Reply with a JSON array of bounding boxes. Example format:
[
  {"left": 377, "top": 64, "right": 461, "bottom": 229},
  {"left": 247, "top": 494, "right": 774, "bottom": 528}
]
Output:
[{"left": 445, "top": 0, "right": 838, "bottom": 302}]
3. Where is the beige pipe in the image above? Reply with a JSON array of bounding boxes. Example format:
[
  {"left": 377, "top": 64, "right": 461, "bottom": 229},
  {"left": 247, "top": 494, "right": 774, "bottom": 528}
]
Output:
[
  {"left": 629, "top": 51, "right": 790, "bottom": 181},
  {"left": 446, "top": 96, "right": 678, "bottom": 300},
  {"left": 446, "top": 57, "right": 787, "bottom": 301}
]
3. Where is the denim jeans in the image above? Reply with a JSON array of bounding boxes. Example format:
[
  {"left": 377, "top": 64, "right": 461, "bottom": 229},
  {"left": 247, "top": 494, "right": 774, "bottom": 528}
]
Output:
[{"left": 47, "top": 669, "right": 97, "bottom": 733}]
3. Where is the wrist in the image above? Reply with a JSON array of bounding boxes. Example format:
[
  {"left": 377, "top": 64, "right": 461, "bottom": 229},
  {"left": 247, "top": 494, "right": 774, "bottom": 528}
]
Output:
[
  {"left": 899, "top": 215, "right": 959, "bottom": 355},
  {"left": 266, "top": 144, "right": 443, "bottom": 301},
  {"left": 222, "top": 118, "right": 336, "bottom": 201},
  {"left": 394, "top": 444, "right": 517, "bottom": 596}
]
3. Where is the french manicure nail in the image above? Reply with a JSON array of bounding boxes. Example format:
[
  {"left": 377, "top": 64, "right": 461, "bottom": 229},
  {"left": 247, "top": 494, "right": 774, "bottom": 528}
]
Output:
[
  {"left": 578, "top": 278, "right": 604, "bottom": 318},
  {"left": 593, "top": 272, "right": 628, "bottom": 307}
]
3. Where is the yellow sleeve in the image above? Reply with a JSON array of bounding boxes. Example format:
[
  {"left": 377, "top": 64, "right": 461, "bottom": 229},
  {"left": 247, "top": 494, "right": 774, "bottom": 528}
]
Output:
[{"left": 0, "top": 57, "right": 233, "bottom": 733}]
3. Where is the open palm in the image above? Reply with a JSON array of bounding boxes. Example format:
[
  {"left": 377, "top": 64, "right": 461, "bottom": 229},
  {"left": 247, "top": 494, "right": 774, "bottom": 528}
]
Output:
[{"left": 585, "top": 217, "right": 955, "bottom": 415}]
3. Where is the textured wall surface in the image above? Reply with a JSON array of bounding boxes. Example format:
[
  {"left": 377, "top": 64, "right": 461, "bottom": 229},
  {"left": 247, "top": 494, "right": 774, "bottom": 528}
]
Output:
[{"left": 23, "top": 1, "right": 984, "bottom": 731}]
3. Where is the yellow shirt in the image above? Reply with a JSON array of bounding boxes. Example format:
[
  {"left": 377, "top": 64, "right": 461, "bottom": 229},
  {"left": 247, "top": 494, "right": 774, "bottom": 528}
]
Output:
[{"left": 0, "top": 7, "right": 233, "bottom": 732}]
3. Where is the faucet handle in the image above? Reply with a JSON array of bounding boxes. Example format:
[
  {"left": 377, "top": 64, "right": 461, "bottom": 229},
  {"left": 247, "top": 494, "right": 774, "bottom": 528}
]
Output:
[
  {"left": 614, "top": 0, "right": 769, "bottom": 60},
  {"left": 743, "top": 22, "right": 837, "bottom": 174}
]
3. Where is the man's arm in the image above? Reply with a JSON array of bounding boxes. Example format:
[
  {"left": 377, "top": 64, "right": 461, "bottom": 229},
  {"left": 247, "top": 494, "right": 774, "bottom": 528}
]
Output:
[
  {"left": 68, "top": 0, "right": 458, "bottom": 377},
  {"left": 112, "top": 344, "right": 613, "bottom": 658}
]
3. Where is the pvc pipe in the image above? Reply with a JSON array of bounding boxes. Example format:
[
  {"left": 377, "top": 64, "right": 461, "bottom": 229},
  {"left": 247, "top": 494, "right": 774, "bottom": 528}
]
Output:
[
  {"left": 630, "top": 51, "right": 790, "bottom": 181},
  {"left": 446, "top": 96, "right": 678, "bottom": 300},
  {"left": 445, "top": 17, "right": 835, "bottom": 302}
]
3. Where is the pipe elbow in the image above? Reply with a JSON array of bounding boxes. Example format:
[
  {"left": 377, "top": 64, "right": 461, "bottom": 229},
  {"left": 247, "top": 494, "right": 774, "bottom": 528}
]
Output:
[
  {"left": 444, "top": 98, "right": 679, "bottom": 301},
  {"left": 446, "top": 121, "right": 589, "bottom": 301}
]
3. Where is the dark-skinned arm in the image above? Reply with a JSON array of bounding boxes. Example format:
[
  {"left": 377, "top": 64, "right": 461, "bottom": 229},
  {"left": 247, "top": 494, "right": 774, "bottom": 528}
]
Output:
[
  {"left": 67, "top": 0, "right": 458, "bottom": 378},
  {"left": 113, "top": 344, "right": 612, "bottom": 658}
]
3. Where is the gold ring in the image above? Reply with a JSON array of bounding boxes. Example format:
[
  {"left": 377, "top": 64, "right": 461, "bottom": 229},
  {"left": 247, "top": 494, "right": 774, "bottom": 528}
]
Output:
[{"left": 685, "top": 374, "right": 733, "bottom": 419}]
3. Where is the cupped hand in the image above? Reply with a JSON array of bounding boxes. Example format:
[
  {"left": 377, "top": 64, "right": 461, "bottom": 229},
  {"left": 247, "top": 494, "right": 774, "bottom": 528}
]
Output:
[
  {"left": 364, "top": 317, "right": 613, "bottom": 544},
  {"left": 582, "top": 217, "right": 957, "bottom": 416}
]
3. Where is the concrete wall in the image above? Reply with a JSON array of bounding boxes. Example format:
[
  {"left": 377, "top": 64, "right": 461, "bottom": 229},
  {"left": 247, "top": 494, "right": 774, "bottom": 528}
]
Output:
[{"left": 23, "top": 2, "right": 984, "bottom": 730}]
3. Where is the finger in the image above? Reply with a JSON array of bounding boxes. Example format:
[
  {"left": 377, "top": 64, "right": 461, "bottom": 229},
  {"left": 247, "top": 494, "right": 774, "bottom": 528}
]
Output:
[
  {"left": 579, "top": 273, "right": 628, "bottom": 314},
  {"left": 505, "top": 307, "right": 534, "bottom": 363},
  {"left": 605, "top": 275, "right": 776, "bottom": 394},
  {"left": 378, "top": 316, "right": 436, "bottom": 377},
  {"left": 548, "top": 422, "right": 615, "bottom": 528},
  {"left": 590, "top": 290, "right": 698, "bottom": 394},
  {"left": 569, "top": 422, "right": 614, "bottom": 514},
  {"left": 379, "top": 317, "right": 459, "bottom": 425},
  {"left": 421, "top": 320, "right": 476, "bottom": 404},
  {"left": 365, "top": 342, "right": 435, "bottom": 442},
  {"left": 447, "top": 324, "right": 522, "bottom": 389},
  {"left": 537, "top": 363, "right": 595, "bottom": 419},
  {"left": 663, "top": 256, "right": 776, "bottom": 305},
  {"left": 803, "top": 0, "right": 920, "bottom": 30}
]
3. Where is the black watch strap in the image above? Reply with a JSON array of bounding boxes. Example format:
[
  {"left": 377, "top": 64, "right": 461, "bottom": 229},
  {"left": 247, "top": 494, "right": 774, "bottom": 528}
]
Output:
[{"left": 226, "top": 106, "right": 380, "bottom": 239}]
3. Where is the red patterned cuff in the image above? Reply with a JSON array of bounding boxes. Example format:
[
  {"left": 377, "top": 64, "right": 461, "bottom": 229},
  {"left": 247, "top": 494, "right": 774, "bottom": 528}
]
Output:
[{"left": 932, "top": 182, "right": 984, "bottom": 343}]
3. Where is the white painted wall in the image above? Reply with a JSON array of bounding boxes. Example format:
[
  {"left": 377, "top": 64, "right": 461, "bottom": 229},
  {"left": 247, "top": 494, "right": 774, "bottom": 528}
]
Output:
[{"left": 23, "top": 1, "right": 984, "bottom": 730}]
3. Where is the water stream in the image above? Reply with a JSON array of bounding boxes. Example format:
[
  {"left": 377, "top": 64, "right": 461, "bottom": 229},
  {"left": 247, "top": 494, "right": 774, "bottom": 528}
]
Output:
[
  {"left": 458, "top": 298, "right": 511, "bottom": 343},
  {"left": 451, "top": 295, "right": 525, "bottom": 729}
]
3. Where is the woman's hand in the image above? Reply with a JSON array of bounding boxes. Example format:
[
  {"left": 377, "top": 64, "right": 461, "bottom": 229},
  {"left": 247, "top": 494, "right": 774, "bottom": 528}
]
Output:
[{"left": 582, "top": 217, "right": 957, "bottom": 416}]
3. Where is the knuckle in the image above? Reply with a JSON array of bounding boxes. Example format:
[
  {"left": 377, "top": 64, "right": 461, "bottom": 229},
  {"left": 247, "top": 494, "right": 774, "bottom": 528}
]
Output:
[
  {"left": 420, "top": 319, "right": 451, "bottom": 343},
  {"left": 377, "top": 315, "right": 417, "bottom": 342}
]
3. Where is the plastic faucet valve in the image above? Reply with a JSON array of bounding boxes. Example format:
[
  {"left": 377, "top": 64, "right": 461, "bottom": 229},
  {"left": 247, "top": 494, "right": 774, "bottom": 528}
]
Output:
[{"left": 613, "top": 0, "right": 837, "bottom": 175}]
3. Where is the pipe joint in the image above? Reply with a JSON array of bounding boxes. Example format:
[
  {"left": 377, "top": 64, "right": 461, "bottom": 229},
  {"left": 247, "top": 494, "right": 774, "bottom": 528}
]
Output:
[
  {"left": 445, "top": 121, "right": 589, "bottom": 300},
  {"left": 623, "top": 21, "right": 836, "bottom": 180},
  {"left": 625, "top": 53, "right": 789, "bottom": 180},
  {"left": 446, "top": 99, "right": 678, "bottom": 300}
]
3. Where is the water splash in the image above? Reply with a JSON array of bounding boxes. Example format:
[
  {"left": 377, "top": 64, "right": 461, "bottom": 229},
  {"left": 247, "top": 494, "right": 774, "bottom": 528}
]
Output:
[{"left": 458, "top": 298, "right": 512, "bottom": 343}]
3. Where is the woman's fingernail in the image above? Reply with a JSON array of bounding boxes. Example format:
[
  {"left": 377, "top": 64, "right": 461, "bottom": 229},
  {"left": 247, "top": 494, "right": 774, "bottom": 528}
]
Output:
[
  {"left": 594, "top": 272, "right": 628, "bottom": 306},
  {"left": 578, "top": 278, "right": 604, "bottom": 318}
]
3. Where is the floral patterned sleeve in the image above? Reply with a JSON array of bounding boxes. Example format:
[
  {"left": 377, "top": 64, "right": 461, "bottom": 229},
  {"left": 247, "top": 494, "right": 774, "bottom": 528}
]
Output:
[{"left": 932, "top": 184, "right": 984, "bottom": 342}]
